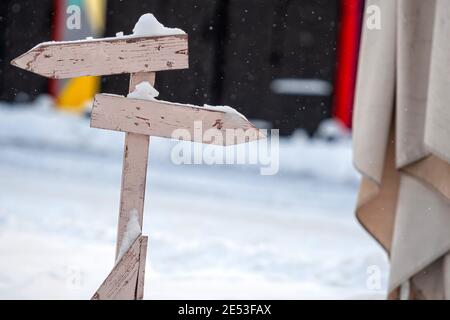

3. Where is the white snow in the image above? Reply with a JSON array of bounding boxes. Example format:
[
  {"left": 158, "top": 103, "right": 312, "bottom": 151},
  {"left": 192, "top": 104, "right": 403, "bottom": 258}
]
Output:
[
  {"left": 116, "top": 209, "right": 142, "bottom": 263},
  {"left": 132, "top": 13, "right": 185, "bottom": 37},
  {"left": 203, "top": 104, "right": 247, "bottom": 119},
  {"left": 0, "top": 99, "right": 388, "bottom": 299},
  {"left": 125, "top": 88, "right": 250, "bottom": 119},
  {"left": 127, "top": 82, "right": 159, "bottom": 100},
  {"left": 29, "top": 13, "right": 185, "bottom": 51},
  {"left": 315, "top": 118, "right": 350, "bottom": 140}
]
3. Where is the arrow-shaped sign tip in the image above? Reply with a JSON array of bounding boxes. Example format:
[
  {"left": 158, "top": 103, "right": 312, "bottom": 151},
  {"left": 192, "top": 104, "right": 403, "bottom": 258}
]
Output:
[
  {"left": 11, "top": 54, "right": 27, "bottom": 70},
  {"left": 10, "top": 48, "right": 55, "bottom": 78}
]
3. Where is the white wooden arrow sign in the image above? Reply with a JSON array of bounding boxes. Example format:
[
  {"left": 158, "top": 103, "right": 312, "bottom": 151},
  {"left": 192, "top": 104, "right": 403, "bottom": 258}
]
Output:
[
  {"left": 91, "top": 94, "right": 263, "bottom": 145},
  {"left": 11, "top": 14, "right": 264, "bottom": 300},
  {"left": 11, "top": 35, "right": 188, "bottom": 79}
]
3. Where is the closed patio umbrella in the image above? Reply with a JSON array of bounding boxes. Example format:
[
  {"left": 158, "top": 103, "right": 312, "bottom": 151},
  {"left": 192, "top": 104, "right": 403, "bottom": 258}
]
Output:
[{"left": 353, "top": 0, "right": 450, "bottom": 299}]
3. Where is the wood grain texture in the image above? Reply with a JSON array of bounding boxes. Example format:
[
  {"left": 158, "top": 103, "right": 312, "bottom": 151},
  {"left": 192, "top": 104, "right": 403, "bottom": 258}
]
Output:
[
  {"left": 11, "top": 35, "right": 188, "bottom": 78},
  {"left": 91, "top": 94, "right": 265, "bottom": 145},
  {"left": 115, "top": 73, "right": 154, "bottom": 260},
  {"left": 91, "top": 235, "right": 147, "bottom": 300},
  {"left": 135, "top": 236, "right": 148, "bottom": 300},
  {"left": 93, "top": 73, "right": 154, "bottom": 300},
  {"left": 116, "top": 133, "right": 149, "bottom": 257}
]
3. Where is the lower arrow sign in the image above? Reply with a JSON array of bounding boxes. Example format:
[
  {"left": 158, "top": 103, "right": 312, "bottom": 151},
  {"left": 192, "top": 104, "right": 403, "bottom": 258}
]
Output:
[{"left": 90, "top": 94, "right": 265, "bottom": 145}]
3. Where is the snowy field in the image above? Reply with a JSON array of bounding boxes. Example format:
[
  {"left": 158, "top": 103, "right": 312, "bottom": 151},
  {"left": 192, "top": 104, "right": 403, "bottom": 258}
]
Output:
[{"left": 0, "top": 98, "right": 388, "bottom": 299}]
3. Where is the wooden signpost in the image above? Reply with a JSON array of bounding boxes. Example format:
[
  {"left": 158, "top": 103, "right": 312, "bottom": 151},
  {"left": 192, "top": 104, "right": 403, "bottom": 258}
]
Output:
[{"left": 12, "top": 25, "right": 264, "bottom": 300}]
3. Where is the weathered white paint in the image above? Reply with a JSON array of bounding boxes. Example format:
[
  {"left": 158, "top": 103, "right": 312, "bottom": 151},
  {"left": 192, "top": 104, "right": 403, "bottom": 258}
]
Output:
[
  {"left": 91, "top": 94, "right": 264, "bottom": 145},
  {"left": 91, "top": 236, "right": 147, "bottom": 300},
  {"left": 114, "top": 72, "right": 155, "bottom": 268},
  {"left": 113, "top": 73, "right": 155, "bottom": 300},
  {"left": 11, "top": 35, "right": 188, "bottom": 78},
  {"left": 94, "top": 73, "right": 155, "bottom": 301},
  {"left": 135, "top": 236, "right": 148, "bottom": 300}
]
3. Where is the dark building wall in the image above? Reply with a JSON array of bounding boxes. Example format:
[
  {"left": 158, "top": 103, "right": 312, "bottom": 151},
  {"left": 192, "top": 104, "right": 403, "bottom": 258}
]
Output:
[
  {"left": 219, "top": 0, "right": 338, "bottom": 135},
  {"left": 102, "top": 0, "right": 222, "bottom": 107},
  {"left": 0, "top": 0, "right": 338, "bottom": 135},
  {"left": 268, "top": 0, "right": 338, "bottom": 135},
  {"left": 0, "top": 0, "right": 53, "bottom": 102},
  {"left": 219, "top": 0, "right": 274, "bottom": 124},
  {"left": 103, "top": 0, "right": 338, "bottom": 135}
]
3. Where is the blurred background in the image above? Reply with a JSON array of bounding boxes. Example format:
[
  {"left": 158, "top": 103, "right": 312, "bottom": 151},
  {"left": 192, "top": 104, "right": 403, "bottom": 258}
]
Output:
[
  {"left": 0, "top": 0, "right": 389, "bottom": 299},
  {"left": 0, "top": 0, "right": 365, "bottom": 134}
]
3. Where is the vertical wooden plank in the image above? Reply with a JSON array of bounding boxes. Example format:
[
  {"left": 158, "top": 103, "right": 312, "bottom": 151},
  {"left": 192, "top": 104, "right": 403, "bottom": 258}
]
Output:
[
  {"left": 116, "top": 128, "right": 148, "bottom": 257},
  {"left": 116, "top": 71, "right": 155, "bottom": 257},
  {"left": 115, "top": 71, "right": 155, "bottom": 299},
  {"left": 130, "top": 72, "right": 156, "bottom": 89},
  {"left": 135, "top": 236, "right": 148, "bottom": 300},
  {"left": 92, "top": 236, "right": 146, "bottom": 300}
]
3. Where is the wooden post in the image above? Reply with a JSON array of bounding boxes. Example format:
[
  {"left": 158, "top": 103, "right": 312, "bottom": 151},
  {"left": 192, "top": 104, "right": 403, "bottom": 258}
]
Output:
[
  {"left": 116, "top": 72, "right": 155, "bottom": 259},
  {"left": 114, "top": 72, "right": 155, "bottom": 299},
  {"left": 11, "top": 25, "right": 265, "bottom": 300}
]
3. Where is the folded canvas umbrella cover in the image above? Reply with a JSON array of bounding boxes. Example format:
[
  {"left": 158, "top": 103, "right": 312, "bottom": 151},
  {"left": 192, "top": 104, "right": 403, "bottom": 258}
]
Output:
[{"left": 353, "top": 0, "right": 450, "bottom": 299}]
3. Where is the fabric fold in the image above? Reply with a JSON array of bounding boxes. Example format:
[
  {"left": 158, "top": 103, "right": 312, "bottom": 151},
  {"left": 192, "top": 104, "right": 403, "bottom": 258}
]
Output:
[{"left": 353, "top": 0, "right": 450, "bottom": 299}]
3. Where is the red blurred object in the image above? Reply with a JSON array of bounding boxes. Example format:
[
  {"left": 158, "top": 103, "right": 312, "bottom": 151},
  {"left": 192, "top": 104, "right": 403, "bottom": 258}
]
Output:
[
  {"left": 332, "top": 0, "right": 364, "bottom": 129},
  {"left": 49, "top": 0, "right": 64, "bottom": 97}
]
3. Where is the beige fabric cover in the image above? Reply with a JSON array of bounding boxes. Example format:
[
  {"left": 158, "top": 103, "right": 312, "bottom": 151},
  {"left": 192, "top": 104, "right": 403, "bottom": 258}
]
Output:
[{"left": 353, "top": 0, "right": 450, "bottom": 299}]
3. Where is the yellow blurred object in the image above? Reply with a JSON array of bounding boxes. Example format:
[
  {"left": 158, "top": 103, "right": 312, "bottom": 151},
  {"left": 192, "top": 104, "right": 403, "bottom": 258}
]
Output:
[
  {"left": 54, "top": 0, "right": 106, "bottom": 113},
  {"left": 84, "top": 0, "right": 106, "bottom": 35},
  {"left": 56, "top": 76, "right": 100, "bottom": 113}
]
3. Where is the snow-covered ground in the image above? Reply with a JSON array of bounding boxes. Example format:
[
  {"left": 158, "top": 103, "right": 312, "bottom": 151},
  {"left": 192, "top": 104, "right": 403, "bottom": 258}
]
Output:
[{"left": 0, "top": 98, "right": 388, "bottom": 299}]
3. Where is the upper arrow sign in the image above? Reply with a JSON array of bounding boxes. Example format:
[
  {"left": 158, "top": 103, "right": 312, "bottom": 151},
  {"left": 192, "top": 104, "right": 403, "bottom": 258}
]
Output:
[{"left": 11, "top": 35, "right": 188, "bottom": 79}]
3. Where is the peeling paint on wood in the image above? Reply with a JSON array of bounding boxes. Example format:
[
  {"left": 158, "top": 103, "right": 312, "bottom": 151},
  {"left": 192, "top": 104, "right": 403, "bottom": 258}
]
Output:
[
  {"left": 90, "top": 94, "right": 265, "bottom": 145},
  {"left": 11, "top": 35, "right": 188, "bottom": 78},
  {"left": 91, "top": 236, "right": 147, "bottom": 300},
  {"left": 116, "top": 133, "right": 149, "bottom": 258},
  {"left": 93, "top": 73, "right": 155, "bottom": 301},
  {"left": 135, "top": 236, "right": 148, "bottom": 300},
  {"left": 105, "top": 72, "right": 156, "bottom": 300},
  {"left": 115, "top": 73, "right": 155, "bottom": 260}
]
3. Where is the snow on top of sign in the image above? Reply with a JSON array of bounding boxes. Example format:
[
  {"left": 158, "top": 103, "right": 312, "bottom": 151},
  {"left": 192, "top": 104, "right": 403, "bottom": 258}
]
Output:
[
  {"left": 122, "top": 80, "right": 246, "bottom": 119},
  {"left": 122, "top": 93, "right": 246, "bottom": 119},
  {"left": 28, "top": 13, "right": 185, "bottom": 50},
  {"left": 203, "top": 104, "right": 247, "bottom": 120},
  {"left": 116, "top": 209, "right": 141, "bottom": 263},
  {"left": 127, "top": 82, "right": 159, "bottom": 100},
  {"left": 132, "top": 13, "right": 185, "bottom": 36}
]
